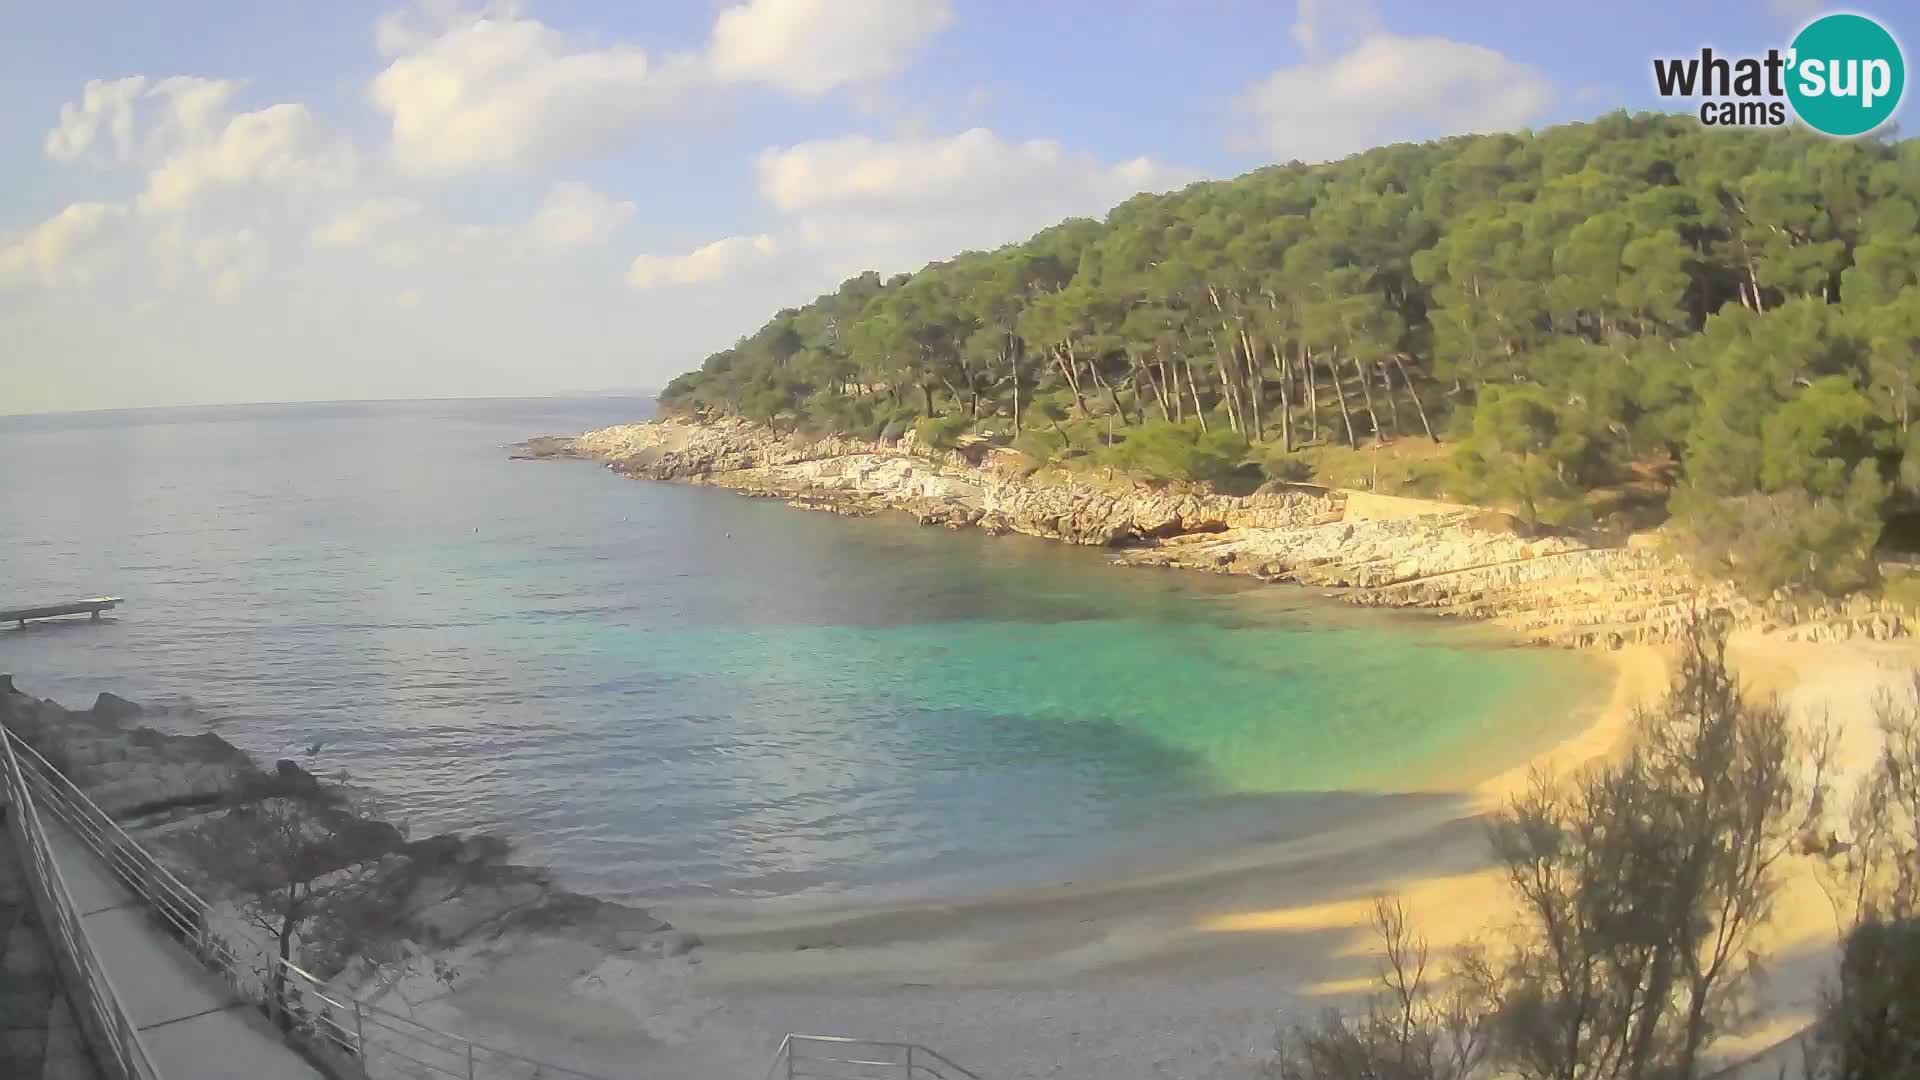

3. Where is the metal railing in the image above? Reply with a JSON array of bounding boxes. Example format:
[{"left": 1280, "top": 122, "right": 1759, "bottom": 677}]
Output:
[
  {"left": 766, "top": 1035, "right": 981, "bottom": 1080},
  {"left": 2, "top": 727, "right": 611, "bottom": 1080},
  {"left": 0, "top": 719, "right": 163, "bottom": 1080},
  {"left": 3, "top": 726, "right": 984, "bottom": 1080}
]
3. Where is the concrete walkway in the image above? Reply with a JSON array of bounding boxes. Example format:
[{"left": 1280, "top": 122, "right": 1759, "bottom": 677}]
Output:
[
  {"left": 38, "top": 818, "right": 324, "bottom": 1080},
  {"left": 0, "top": 824, "right": 99, "bottom": 1080}
]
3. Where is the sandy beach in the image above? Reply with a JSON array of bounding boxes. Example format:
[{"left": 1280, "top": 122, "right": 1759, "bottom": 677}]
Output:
[{"left": 359, "top": 630, "right": 1910, "bottom": 1080}]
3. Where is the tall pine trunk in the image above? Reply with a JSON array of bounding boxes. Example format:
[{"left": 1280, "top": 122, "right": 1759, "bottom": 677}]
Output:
[
  {"left": 1184, "top": 358, "right": 1209, "bottom": 432},
  {"left": 1302, "top": 342, "right": 1318, "bottom": 443},
  {"left": 1241, "top": 329, "right": 1264, "bottom": 442},
  {"left": 1377, "top": 360, "right": 1402, "bottom": 434},
  {"left": 1352, "top": 353, "right": 1384, "bottom": 443},
  {"left": 1271, "top": 341, "right": 1292, "bottom": 452},
  {"left": 1392, "top": 356, "right": 1437, "bottom": 442},
  {"left": 1321, "top": 351, "right": 1356, "bottom": 447}
]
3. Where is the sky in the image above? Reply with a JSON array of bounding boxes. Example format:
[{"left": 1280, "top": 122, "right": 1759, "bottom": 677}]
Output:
[{"left": 1, "top": 0, "right": 1912, "bottom": 415}]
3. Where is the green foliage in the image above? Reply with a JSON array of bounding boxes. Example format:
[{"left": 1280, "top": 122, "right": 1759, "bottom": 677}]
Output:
[
  {"left": 1260, "top": 451, "right": 1315, "bottom": 485},
  {"left": 912, "top": 413, "right": 972, "bottom": 449},
  {"left": 1276, "top": 618, "right": 1839, "bottom": 1080},
  {"left": 1678, "top": 463, "right": 1886, "bottom": 599},
  {"left": 1099, "top": 420, "right": 1246, "bottom": 484},
  {"left": 654, "top": 115, "right": 1920, "bottom": 597},
  {"left": 1449, "top": 385, "right": 1586, "bottom": 526}
]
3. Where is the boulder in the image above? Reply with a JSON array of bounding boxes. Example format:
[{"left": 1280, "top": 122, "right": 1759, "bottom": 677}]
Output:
[{"left": 93, "top": 692, "right": 142, "bottom": 723}]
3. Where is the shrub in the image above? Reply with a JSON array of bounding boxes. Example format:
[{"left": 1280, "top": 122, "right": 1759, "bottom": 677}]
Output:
[
  {"left": 1100, "top": 420, "right": 1247, "bottom": 485},
  {"left": 913, "top": 413, "right": 972, "bottom": 449},
  {"left": 1675, "top": 462, "right": 1886, "bottom": 599},
  {"left": 1806, "top": 918, "right": 1920, "bottom": 1079},
  {"left": 1261, "top": 452, "right": 1315, "bottom": 485}
]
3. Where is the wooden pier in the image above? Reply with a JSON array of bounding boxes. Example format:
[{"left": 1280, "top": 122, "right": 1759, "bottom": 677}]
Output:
[{"left": 2, "top": 597, "right": 122, "bottom": 627}]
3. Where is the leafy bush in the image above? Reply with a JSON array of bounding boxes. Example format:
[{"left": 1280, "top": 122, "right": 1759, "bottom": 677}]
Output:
[
  {"left": 879, "top": 415, "right": 914, "bottom": 443},
  {"left": 1806, "top": 918, "right": 1920, "bottom": 1079},
  {"left": 1676, "top": 462, "right": 1886, "bottom": 598},
  {"left": 913, "top": 413, "right": 972, "bottom": 449},
  {"left": 1261, "top": 452, "right": 1315, "bottom": 485},
  {"left": 1012, "top": 429, "right": 1068, "bottom": 463},
  {"left": 1100, "top": 420, "right": 1247, "bottom": 485},
  {"left": 1447, "top": 385, "right": 1587, "bottom": 526}
]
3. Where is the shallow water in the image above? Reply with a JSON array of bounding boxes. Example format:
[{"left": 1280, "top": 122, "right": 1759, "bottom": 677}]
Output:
[{"left": 0, "top": 398, "right": 1607, "bottom": 906}]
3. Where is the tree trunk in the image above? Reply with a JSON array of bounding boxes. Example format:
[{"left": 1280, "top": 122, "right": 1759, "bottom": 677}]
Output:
[
  {"left": 1241, "top": 329, "right": 1265, "bottom": 443},
  {"left": 1052, "top": 345, "right": 1089, "bottom": 416},
  {"left": 1322, "top": 351, "right": 1357, "bottom": 447},
  {"left": 1088, "top": 361, "right": 1129, "bottom": 426},
  {"left": 1011, "top": 337, "right": 1021, "bottom": 431},
  {"left": 1184, "top": 359, "right": 1209, "bottom": 433},
  {"left": 1353, "top": 353, "right": 1384, "bottom": 444},
  {"left": 1145, "top": 359, "right": 1172, "bottom": 422},
  {"left": 1271, "top": 341, "right": 1292, "bottom": 452},
  {"left": 1377, "top": 360, "right": 1402, "bottom": 434},
  {"left": 1392, "top": 356, "right": 1437, "bottom": 442},
  {"left": 921, "top": 382, "right": 935, "bottom": 418},
  {"left": 271, "top": 909, "right": 297, "bottom": 1032},
  {"left": 1168, "top": 361, "right": 1184, "bottom": 423},
  {"left": 1303, "top": 342, "right": 1318, "bottom": 443}
]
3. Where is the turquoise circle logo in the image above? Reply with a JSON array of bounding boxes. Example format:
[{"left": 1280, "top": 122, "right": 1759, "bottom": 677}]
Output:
[{"left": 1788, "top": 13, "right": 1905, "bottom": 136}]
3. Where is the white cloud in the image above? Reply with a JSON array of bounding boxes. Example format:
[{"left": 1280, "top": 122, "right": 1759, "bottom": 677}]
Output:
[
  {"left": 708, "top": 0, "right": 951, "bottom": 96},
  {"left": 309, "top": 197, "right": 424, "bottom": 249},
  {"left": 369, "top": 13, "right": 702, "bottom": 176},
  {"left": 44, "top": 76, "right": 150, "bottom": 163},
  {"left": 628, "top": 128, "right": 1195, "bottom": 295},
  {"left": 42, "top": 76, "right": 355, "bottom": 214},
  {"left": 525, "top": 181, "right": 635, "bottom": 253},
  {"left": 0, "top": 202, "right": 130, "bottom": 287},
  {"left": 395, "top": 287, "right": 425, "bottom": 308},
  {"left": 757, "top": 128, "right": 1191, "bottom": 218},
  {"left": 140, "top": 103, "right": 355, "bottom": 212},
  {"left": 628, "top": 233, "right": 781, "bottom": 289},
  {"left": 150, "top": 221, "right": 269, "bottom": 300},
  {"left": 368, "top": 0, "right": 955, "bottom": 176},
  {"left": 1237, "top": 33, "right": 1553, "bottom": 162},
  {"left": 1290, "top": 0, "right": 1379, "bottom": 56}
]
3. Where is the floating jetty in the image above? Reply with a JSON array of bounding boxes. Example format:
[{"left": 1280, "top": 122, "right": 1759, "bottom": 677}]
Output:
[{"left": 2, "top": 597, "right": 122, "bottom": 627}]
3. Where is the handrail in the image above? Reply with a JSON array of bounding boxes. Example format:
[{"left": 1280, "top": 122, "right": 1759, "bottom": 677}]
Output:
[
  {"left": 766, "top": 1034, "right": 982, "bottom": 1080},
  {"left": 4, "top": 726, "right": 983, "bottom": 1080},
  {"left": 3, "top": 727, "right": 613, "bottom": 1080},
  {"left": 0, "top": 720, "right": 163, "bottom": 1080}
]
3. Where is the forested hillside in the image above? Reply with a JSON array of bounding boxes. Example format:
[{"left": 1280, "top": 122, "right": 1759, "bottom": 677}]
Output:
[{"left": 659, "top": 112, "right": 1920, "bottom": 598}]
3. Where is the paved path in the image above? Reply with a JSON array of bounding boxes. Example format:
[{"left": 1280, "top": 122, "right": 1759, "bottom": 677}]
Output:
[
  {"left": 0, "top": 821, "right": 100, "bottom": 1080},
  {"left": 38, "top": 818, "right": 325, "bottom": 1080}
]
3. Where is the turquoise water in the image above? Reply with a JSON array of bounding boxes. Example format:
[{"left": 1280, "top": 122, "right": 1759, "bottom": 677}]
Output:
[{"left": 0, "top": 399, "right": 1607, "bottom": 905}]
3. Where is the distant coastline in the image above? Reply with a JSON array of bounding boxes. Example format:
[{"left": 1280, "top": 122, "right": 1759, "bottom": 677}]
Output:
[{"left": 516, "top": 414, "right": 1916, "bottom": 650}]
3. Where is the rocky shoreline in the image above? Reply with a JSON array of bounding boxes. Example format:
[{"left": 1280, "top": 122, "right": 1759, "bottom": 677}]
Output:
[
  {"left": 515, "top": 415, "right": 1913, "bottom": 648},
  {"left": 0, "top": 677, "right": 698, "bottom": 1075}
]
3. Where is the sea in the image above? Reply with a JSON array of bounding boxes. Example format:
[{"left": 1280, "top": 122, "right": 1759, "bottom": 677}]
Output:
[{"left": 0, "top": 397, "right": 1607, "bottom": 913}]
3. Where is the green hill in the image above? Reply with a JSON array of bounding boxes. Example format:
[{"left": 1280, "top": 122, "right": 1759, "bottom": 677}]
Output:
[{"left": 659, "top": 112, "right": 1920, "bottom": 598}]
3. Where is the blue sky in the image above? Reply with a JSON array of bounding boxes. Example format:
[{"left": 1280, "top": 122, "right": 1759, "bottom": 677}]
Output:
[{"left": 2, "top": 0, "right": 1912, "bottom": 414}]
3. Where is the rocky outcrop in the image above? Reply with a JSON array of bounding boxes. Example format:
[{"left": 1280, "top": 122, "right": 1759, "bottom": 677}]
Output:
[
  {"left": 517, "top": 416, "right": 1915, "bottom": 648},
  {"left": 0, "top": 683, "right": 693, "bottom": 1004}
]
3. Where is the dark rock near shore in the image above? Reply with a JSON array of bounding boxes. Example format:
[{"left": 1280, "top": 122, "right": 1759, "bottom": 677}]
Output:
[
  {"left": 0, "top": 679, "right": 694, "bottom": 985},
  {"left": 92, "top": 692, "right": 141, "bottom": 722}
]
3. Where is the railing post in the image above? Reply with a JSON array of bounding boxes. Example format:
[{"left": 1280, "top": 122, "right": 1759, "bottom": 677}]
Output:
[
  {"left": 786, "top": 1039, "right": 795, "bottom": 1080},
  {"left": 354, "top": 998, "right": 365, "bottom": 1057},
  {"left": 467, "top": 1039, "right": 476, "bottom": 1080},
  {"left": 906, "top": 1043, "right": 914, "bottom": 1079}
]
